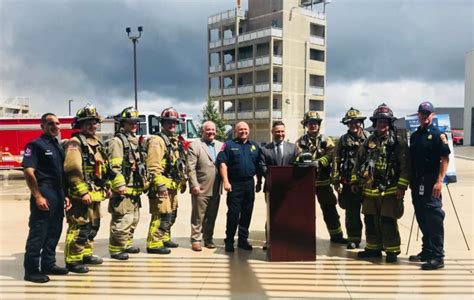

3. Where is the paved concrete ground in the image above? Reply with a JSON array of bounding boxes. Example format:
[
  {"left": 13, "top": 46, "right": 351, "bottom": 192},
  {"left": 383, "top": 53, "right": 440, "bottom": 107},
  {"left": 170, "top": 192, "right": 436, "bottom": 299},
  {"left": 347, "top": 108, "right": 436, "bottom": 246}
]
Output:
[
  {"left": 454, "top": 145, "right": 474, "bottom": 160},
  {"left": 0, "top": 158, "right": 472, "bottom": 299}
]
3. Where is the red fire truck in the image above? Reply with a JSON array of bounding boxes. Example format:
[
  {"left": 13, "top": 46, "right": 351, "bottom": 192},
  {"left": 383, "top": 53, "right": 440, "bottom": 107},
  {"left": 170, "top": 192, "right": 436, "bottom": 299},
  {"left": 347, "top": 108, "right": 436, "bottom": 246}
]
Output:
[
  {"left": 0, "top": 117, "right": 77, "bottom": 169},
  {"left": 0, "top": 112, "right": 199, "bottom": 170}
]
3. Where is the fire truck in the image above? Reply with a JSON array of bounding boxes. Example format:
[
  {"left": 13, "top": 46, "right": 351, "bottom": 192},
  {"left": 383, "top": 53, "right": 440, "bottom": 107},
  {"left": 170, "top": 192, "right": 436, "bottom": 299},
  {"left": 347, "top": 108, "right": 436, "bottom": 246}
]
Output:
[{"left": 0, "top": 112, "right": 199, "bottom": 169}]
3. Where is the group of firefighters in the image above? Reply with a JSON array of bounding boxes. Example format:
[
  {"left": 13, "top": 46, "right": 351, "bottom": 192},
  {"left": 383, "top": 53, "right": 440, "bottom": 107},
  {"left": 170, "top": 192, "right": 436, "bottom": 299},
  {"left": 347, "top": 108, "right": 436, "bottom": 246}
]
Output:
[{"left": 22, "top": 100, "right": 449, "bottom": 283}]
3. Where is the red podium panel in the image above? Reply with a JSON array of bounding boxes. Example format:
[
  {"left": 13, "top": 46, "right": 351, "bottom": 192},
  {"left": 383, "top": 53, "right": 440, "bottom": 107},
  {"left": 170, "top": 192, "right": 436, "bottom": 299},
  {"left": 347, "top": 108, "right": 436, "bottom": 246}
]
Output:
[{"left": 267, "top": 166, "right": 316, "bottom": 262}]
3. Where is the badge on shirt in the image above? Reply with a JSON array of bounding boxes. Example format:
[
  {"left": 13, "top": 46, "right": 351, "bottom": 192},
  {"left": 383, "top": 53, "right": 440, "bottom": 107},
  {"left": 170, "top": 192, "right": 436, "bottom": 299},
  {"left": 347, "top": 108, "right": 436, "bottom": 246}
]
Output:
[
  {"left": 44, "top": 150, "right": 53, "bottom": 156},
  {"left": 68, "top": 144, "right": 79, "bottom": 151},
  {"left": 440, "top": 134, "right": 448, "bottom": 144},
  {"left": 251, "top": 145, "right": 256, "bottom": 151},
  {"left": 24, "top": 147, "right": 32, "bottom": 157},
  {"left": 427, "top": 134, "right": 432, "bottom": 140}
]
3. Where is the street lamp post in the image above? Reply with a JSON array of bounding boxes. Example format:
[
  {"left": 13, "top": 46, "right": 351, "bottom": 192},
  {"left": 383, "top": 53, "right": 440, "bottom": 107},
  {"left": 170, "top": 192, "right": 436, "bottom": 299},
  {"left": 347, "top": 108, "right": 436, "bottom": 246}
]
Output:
[
  {"left": 126, "top": 26, "right": 143, "bottom": 110},
  {"left": 68, "top": 99, "right": 74, "bottom": 116}
]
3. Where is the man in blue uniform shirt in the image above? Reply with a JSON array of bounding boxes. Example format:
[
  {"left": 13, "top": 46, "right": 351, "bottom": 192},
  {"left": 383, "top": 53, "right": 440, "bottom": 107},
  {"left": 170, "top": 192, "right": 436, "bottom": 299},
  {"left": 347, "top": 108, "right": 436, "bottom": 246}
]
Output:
[
  {"left": 409, "top": 101, "right": 450, "bottom": 270},
  {"left": 216, "top": 121, "right": 262, "bottom": 252},
  {"left": 22, "top": 113, "right": 71, "bottom": 283}
]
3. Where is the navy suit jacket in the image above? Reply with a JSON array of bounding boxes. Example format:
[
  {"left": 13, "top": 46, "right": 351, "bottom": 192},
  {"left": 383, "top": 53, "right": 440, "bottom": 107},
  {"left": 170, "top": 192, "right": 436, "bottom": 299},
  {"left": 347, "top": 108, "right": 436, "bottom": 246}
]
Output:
[{"left": 258, "top": 141, "right": 297, "bottom": 192}]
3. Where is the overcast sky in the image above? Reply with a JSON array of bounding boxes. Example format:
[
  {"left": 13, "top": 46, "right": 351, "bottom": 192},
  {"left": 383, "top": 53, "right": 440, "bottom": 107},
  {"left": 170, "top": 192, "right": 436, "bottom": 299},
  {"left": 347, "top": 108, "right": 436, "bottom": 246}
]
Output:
[{"left": 0, "top": 0, "right": 472, "bottom": 135}]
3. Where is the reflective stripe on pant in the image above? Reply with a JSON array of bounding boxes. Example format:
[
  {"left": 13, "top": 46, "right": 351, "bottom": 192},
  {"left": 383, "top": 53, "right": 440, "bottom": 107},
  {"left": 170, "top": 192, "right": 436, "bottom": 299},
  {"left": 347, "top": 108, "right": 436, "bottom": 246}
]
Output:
[
  {"left": 148, "top": 189, "right": 178, "bottom": 246},
  {"left": 65, "top": 201, "right": 101, "bottom": 263},
  {"left": 24, "top": 186, "right": 64, "bottom": 273},
  {"left": 165, "top": 190, "right": 178, "bottom": 243},
  {"left": 147, "top": 213, "right": 165, "bottom": 249},
  {"left": 364, "top": 214, "right": 401, "bottom": 254},
  {"left": 190, "top": 194, "right": 220, "bottom": 243},
  {"left": 339, "top": 185, "right": 363, "bottom": 243},
  {"left": 411, "top": 179, "right": 445, "bottom": 259},
  {"left": 108, "top": 196, "right": 140, "bottom": 254},
  {"left": 225, "top": 179, "right": 255, "bottom": 243},
  {"left": 316, "top": 185, "right": 343, "bottom": 237}
]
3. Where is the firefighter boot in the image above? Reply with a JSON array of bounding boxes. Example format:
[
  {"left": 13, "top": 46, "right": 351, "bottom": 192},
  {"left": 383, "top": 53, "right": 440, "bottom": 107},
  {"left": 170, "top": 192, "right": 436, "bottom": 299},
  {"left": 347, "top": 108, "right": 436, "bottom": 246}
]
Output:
[
  {"left": 83, "top": 255, "right": 103, "bottom": 265},
  {"left": 111, "top": 252, "right": 129, "bottom": 260},
  {"left": 147, "top": 247, "right": 171, "bottom": 254},
  {"left": 357, "top": 249, "right": 382, "bottom": 258},
  {"left": 66, "top": 263, "right": 89, "bottom": 274}
]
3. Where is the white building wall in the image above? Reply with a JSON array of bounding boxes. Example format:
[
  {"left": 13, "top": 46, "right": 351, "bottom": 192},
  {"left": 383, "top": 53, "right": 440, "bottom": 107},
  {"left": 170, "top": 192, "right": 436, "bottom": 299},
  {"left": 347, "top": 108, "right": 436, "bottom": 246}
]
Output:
[{"left": 464, "top": 50, "right": 474, "bottom": 146}]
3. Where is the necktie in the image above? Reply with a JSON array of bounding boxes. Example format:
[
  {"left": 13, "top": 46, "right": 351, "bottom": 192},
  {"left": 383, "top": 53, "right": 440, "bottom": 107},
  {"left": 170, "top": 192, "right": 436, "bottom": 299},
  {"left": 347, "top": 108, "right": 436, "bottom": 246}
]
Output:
[
  {"left": 207, "top": 142, "right": 216, "bottom": 161},
  {"left": 276, "top": 143, "right": 283, "bottom": 165}
]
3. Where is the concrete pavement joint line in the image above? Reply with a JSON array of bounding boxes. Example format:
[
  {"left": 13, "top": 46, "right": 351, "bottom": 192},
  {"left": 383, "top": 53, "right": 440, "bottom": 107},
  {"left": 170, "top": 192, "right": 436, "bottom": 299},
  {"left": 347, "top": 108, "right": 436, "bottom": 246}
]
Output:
[
  {"left": 327, "top": 254, "right": 353, "bottom": 299},
  {"left": 454, "top": 155, "right": 474, "bottom": 161},
  {"left": 196, "top": 251, "right": 218, "bottom": 299}
]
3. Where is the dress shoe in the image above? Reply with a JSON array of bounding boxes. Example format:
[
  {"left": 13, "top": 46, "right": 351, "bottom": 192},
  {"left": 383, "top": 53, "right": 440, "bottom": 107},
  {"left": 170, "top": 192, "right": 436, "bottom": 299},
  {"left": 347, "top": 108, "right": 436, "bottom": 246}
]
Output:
[
  {"left": 204, "top": 241, "right": 216, "bottom": 249},
  {"left": 409, "top": 251, "right": 428, "bottom": 262},
  {"left": 192, "top": 242, "right": 202, "bottom": 251},
  {"left": 330, "top": 235, "right": 348, "bottom": 244},
  {"left": 237, "top": 240, "right": 253, "bottom": 251},
  {"left": 164, "top": 240, "right": 179, "bottom": 248},
  {"left": 42, "top": 265, "right": 69, "bottom": 275},
  {"left": 124, "top": 246, "right": 141, "bottom": 254},
  {"left": 66, "top": 263, "right": 89, "bottom": 274},
  {"left": 147, "top": 247, "right": 171, "bottom": 254},
  {"left": 83, "top": 255, "right": 103, "bottom": 265},
  {"left": 111, "top": 252, "right": 129, "bottom": 260},
  {"left": 347, "top": 242, "right": 360, "bottom": 249},
  {"left": 225, "top": 243, "right": 235, "bottom": 252},
  {"left": 24, "top": 272, "right": 50, "bottom": 283},
  {"left": 357, "top": 249, "right": 382, "bottom": 258},
  {"left": 385, "top": 253, "right": 398, "bottom": 263},
  {"left": 421, "top": 259, "right": 445, "bottom": 270}
]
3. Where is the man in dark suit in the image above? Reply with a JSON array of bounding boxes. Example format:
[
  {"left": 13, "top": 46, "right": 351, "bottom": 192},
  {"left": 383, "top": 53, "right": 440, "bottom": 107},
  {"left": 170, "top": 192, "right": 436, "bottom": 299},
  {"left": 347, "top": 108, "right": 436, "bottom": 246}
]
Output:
[{"left": 256, "top": 121, "right": 297, "bottom": 249}]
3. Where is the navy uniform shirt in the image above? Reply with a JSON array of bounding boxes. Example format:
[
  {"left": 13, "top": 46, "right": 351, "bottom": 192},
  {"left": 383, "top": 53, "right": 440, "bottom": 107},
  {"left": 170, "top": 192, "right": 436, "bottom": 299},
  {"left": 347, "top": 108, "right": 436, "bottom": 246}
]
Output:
[
  {"left": 216, "top": 138, "right": 261, "bottom": 182},
  {"left": 410, "top": 124, "right": 450, "bottom": 178},
  {"left": 22, "top": 134, "right": 65, "bottom": 188}
]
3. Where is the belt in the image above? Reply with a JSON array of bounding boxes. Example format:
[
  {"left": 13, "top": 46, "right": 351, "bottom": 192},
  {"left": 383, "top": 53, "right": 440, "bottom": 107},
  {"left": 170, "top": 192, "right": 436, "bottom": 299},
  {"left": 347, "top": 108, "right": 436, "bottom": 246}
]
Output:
[
  {"left": 39, "top": 182, "right": 63, "bottom": 190},
  {"left": 230, "top": 176, "right": 254, "bottom": 183}
]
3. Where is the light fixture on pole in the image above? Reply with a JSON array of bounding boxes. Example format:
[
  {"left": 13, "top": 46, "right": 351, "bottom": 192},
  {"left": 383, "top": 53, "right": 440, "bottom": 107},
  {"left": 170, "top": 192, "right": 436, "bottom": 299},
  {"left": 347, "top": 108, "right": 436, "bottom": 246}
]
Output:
[
  {"left": 126, "top": 26, "right": 143, "bottom": 110},
  {"left": 68, "top": 99, "right": 74, "bottom": 116}
]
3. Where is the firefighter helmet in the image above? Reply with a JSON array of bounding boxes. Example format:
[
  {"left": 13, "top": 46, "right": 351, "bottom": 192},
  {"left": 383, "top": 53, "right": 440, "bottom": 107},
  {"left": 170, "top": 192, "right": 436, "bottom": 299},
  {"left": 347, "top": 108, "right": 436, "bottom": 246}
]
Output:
[
  {"left": 369, "top": 103, "right": 396, "bottom": 122},
  {"left": 117, "top": 106, "right": 141, "bottom": 123},
  {"left": 160, "top": 107, "right": 180, "bottom": 124},
  {"left": 301, "top": 111, "right": 322, "bottom": 126},
  {"left": 72, "top": 104, "right": 103, "bottom": 129},
  {"left": 341, "top": 107, "right": 366, "bottom": 124}
]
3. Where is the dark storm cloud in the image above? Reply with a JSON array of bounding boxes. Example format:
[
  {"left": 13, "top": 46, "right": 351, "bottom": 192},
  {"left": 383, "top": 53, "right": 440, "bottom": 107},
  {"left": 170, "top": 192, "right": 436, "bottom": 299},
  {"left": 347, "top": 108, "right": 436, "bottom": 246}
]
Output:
[
  {"left": 0, "top": 0, "right": 472, "bottom": 116},
  {"left": 0, "top": 0, "right": 233, "bottom": 107},
  {"left": 327, "top": 0, "right": 474, "bottom": 82}
]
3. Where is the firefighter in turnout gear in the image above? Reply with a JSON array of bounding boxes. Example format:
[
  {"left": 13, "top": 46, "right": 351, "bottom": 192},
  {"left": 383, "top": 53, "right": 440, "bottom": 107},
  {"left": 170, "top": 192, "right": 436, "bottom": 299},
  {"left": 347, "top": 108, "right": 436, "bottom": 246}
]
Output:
[
  {"left": 107, "top": 107, "right": 148, "bottom": 260},
  {"left": 296, "top": 111, "right": 347, "bottom": 244},
  {"left": 146, "top": 107, "right": 187, "bottom": 254},
  {"left": 351, "top": 103, "right": 410, "bottom": 263},
  {"left": 64, "top": 104, "right": 111, "bottom": 273},
  {"left": 332, "top": 108, "right": 369, "bottom": 249}
]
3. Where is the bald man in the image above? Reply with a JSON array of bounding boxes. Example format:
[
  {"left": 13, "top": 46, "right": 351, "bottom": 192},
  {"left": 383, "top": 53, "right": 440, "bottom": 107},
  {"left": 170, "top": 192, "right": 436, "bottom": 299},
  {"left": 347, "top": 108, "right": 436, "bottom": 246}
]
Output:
[
  {"left": 216, "top": 122, "right": 262, "bottom": 252},
  {"left": 187, "top": 121, "right": 224, "bottom": 251}
]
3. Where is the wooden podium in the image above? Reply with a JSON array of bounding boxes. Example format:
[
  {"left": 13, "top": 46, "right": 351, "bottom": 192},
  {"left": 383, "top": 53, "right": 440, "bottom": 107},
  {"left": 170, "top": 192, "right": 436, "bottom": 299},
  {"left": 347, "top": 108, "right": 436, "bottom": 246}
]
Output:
[{"left": 266, "top": 165, "right": 316, "bottom": 262}]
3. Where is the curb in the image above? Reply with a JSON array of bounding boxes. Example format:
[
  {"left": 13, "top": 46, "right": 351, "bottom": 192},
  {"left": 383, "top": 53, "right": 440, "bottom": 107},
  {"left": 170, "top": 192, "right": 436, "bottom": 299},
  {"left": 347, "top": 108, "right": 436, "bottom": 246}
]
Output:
[{"left": 455, "top": 155, "right": 474, "bottom": 161}]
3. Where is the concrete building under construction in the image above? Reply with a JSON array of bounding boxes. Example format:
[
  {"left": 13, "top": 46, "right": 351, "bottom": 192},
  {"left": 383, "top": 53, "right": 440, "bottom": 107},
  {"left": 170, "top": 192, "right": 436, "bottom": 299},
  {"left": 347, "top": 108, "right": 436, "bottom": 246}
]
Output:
[{"left": 208, "top": 0, "right": 328, "bottom": 142}]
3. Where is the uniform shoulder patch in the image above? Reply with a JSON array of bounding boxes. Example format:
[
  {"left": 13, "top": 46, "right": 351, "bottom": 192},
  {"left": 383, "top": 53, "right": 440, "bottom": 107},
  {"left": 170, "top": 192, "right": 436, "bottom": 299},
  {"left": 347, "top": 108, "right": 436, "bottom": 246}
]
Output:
[
  {"left": 440, "top": 133, "right": 448, "bottom": 144},
  {"left": 24, "top": 146, "right": 33, "bottom": 157}
]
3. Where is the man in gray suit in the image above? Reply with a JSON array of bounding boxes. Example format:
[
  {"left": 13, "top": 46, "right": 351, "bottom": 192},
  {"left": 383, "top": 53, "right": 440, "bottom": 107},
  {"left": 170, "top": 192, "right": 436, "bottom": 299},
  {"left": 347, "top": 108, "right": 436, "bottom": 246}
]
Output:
[
  {"left": 256, "top": 121, "right": 298, "bottom": 249},
  {"left": 187, "top": 121, "right": 224, "bottom": 251}
]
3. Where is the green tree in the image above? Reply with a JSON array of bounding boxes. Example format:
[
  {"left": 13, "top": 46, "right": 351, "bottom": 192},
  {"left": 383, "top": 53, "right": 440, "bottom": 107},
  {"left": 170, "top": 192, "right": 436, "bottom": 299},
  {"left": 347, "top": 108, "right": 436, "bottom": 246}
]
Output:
[{"left": 199, "top": 98, "right": 227, "bottom": 141}]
